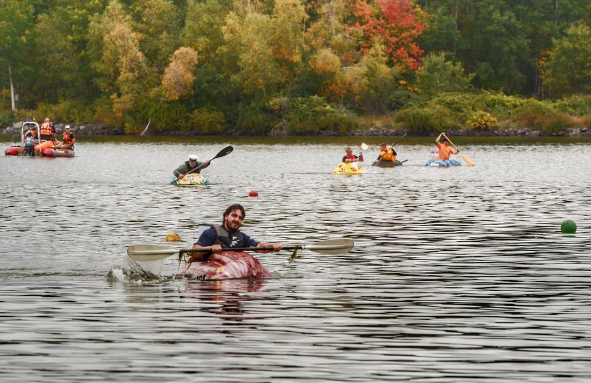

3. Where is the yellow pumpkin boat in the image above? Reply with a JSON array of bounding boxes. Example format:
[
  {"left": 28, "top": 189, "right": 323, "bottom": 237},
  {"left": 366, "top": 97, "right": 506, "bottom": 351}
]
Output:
[{"left": 332, "top": 162, "right": 366, "bottom": 175}]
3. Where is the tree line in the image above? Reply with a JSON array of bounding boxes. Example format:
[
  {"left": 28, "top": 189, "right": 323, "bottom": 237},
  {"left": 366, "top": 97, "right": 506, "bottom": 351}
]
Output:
[{"left": 1, "top": 0, "right": 590, "bottom": 135}]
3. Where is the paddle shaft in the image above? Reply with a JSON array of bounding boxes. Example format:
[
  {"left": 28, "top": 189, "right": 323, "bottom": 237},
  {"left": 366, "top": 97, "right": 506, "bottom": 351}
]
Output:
[
  {"left": 442, "top": 134, "right": 475, "bottom": 166},
  {"left": 175, "top": 146, "right": 233, "bottom": 180},
  {"left": 390, "top": 133, "right": 407, "bottom": 148},
  {"left": 442, "top": 134, "right": 460, "bottom": 152}
]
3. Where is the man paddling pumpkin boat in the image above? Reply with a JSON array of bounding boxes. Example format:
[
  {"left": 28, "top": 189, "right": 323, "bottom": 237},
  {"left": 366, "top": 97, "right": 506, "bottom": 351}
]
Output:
[
  {"left": 173, "top": 154, "right": 210, "bottom": 179},
  {"left": 186, "top": 204, "right": 283, "bottom": 264},
  {"left": 435, "top": 132, "right": 459, "bottom": 160},
  {"left": 342, "top": 146, "right": 364, "bottom": 163}
]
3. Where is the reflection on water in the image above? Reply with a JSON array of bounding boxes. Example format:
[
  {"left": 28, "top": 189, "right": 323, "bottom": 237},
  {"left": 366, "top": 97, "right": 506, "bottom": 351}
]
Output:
[{"left": 1, "top": 136, "right": 590, "bottom": 381}]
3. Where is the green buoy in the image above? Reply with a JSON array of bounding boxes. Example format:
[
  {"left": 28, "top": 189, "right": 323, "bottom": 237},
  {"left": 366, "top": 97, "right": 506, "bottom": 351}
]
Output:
[{"left": 561, "top": 220, "right": 577, "bottom": 234}]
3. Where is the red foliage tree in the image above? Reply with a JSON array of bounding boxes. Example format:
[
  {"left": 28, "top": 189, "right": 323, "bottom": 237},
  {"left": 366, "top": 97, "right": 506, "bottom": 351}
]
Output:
[{"left": 352, "top": 0, "right": 425, "bottom": 71}]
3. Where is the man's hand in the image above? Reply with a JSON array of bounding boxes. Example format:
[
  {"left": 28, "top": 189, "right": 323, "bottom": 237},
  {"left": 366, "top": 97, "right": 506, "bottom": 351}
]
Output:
[
  {"left": 256, "top": 242, "right": 282, "bottom": 253},
  {"left": 178, "top": 174, "right": 185, "bottom": 179}
]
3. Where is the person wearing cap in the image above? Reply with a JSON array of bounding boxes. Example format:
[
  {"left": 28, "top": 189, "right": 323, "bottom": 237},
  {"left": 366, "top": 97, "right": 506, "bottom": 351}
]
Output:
[
  {"left": 435, "top": 132, "right": 459, "bottom": 160},
  {"left": 62, "top": 125, "right": 75, "bottom": 148},
  {"left": 173, "top": 154, "right": 211, "bottom": 179}
]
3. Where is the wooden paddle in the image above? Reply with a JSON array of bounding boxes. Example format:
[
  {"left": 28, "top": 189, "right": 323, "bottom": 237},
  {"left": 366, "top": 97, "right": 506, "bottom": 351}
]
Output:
[
  {"left": 172, "top": 145, "right": 233, "bottom": 184},
  {"left": 442, "top": 134, "right": 474, "bottom": 166},
  {"left": 127, "top": 238, "right": 355, "bottom": 262}
]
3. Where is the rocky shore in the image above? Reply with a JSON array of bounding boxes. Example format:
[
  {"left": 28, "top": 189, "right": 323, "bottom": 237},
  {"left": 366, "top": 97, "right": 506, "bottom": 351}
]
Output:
[
  {"left": 1, "top": 122, "right": 124, "bottom": 136},
  {"left": 2, "top": 121, "right": 590, "bottom": 137}
]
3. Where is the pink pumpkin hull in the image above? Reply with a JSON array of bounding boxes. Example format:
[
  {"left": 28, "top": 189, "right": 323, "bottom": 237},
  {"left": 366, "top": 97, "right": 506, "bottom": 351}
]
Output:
[{"left": 175, "top": 251, "right": 272, "bottom": 280}]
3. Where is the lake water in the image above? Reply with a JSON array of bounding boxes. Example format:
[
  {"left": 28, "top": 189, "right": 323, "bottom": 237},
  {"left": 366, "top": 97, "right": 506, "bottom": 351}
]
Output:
[{"left": 1, "top": 135, "right": 590, "bottom": 382}]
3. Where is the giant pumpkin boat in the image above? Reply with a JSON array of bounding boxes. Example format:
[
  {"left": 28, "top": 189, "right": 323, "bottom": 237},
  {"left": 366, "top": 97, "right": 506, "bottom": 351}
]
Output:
[{"left": 175, "top": 251, "right": 272, "bottom": 280}]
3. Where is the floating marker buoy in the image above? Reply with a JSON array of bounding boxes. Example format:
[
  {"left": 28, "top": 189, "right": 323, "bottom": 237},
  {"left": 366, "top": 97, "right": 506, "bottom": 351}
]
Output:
[
  {"left": 166, "top": 232, "right": 182, "bottom": 242},
  {"left": 561, "top": 220, "right": 577, "bottom": 234},
  {"left": 249, "top": 190, "right": 258, "bottom": 197}
]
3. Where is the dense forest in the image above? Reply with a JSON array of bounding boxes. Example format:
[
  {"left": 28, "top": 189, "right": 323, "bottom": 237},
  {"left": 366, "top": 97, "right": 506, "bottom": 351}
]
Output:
[{"left": 1, "top": 0, "right": 591, "bottom": 135}]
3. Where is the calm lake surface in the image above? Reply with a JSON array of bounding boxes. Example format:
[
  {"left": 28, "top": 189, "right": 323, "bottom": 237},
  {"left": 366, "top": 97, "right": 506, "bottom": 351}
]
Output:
[{"left": 1, "top": 135, "right": 590, "bottom": 382}]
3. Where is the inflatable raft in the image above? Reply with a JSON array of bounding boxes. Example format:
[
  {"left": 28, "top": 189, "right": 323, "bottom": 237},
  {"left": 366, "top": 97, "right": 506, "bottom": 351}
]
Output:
[
  {"left": 373, "top": 159, "right": 403, "bottom": 167},
  {"left": 426, "top": 159, "right": 462, "bottom": 167},
  {"left": 4, "top": 144, "right": 75, "bottom": 157},
  {"left": 333, "top": 162, "right": 366, "bottom": 175},
  {"left": 173, "top": 173, "right": 210, "bottom": 186},
  {"left": 175, "top": 251, "right": 272, "bottom": 280}
]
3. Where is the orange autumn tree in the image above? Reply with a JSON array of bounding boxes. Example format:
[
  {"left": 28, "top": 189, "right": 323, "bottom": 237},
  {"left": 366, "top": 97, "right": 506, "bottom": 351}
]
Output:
[
  {"left": 161, "top": 47, "right": 199, "bottom": 101},
  {"left": 352, "top": 0, "right": 425, "bottom": 71}
]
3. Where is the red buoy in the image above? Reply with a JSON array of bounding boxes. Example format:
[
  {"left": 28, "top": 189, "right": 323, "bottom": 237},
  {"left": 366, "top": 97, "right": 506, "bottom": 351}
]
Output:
[{"left": 249, "top": 190, "right": 258, "bottom": 197}]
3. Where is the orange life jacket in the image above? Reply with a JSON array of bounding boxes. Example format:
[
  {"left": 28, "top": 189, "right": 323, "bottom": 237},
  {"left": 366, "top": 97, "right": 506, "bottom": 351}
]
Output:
[
  {"left": 35, "top": 140, "right": 54, "bottom": 152},
  {"left": 63, "top": 131, "right": 72, "bottom": 145},
  {"left": 380, "top": 147, "right": 397, "bottom": 161},
  {"left": 40, "top": 122, "right": 53, "bottom": 136}
]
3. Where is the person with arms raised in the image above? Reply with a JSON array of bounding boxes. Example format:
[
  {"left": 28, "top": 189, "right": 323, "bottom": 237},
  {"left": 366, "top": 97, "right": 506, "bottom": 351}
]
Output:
[{"left": 435, "top": 132, "right": 459, "bottom": 160}]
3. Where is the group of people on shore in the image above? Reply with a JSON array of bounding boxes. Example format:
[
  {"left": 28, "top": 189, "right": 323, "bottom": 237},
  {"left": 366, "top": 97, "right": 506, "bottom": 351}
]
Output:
[{"left": 23, "top": 118, "right": 76, "bottom": 156}]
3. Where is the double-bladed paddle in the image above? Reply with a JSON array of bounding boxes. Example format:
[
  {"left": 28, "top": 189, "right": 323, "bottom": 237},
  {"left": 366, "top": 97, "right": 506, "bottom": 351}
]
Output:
[
  {"left": 126, "top": 238, "right": 355, "bottom": 262},
  {"left": 371, "top": 133, "right": 408, "bottom": 166},
  {"left": 172, "top": 145, "right": 233, "bottom": 184}
]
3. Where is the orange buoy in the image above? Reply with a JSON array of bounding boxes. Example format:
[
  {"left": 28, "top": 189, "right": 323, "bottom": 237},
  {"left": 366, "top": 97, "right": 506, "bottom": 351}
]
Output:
[
  {"left": 165, "top": 232, "right": 181, "bottom": 242},
  {"left": 249, "top": 190, "right": 258, "bottom": 197}
]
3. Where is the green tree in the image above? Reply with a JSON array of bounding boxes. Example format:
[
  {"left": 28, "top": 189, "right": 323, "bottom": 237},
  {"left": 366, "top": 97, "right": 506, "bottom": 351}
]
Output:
[
  {"left": 414, "top": 52, "right": 473, "bottom": 97},
  {"left": 545, "top": 22, "right": 591, "bottom": 97},
  {"left": 0, "top": 0, "right": 34, "bottom": 111},
  {"left": 88, "top": 0, "right": 149, "bottom": 129},
  {"left": 131, "top": 0, "right": 181, "bottom": 71},
  {"left": 221, "top": 11, "right": 281, "bottom": 99}
]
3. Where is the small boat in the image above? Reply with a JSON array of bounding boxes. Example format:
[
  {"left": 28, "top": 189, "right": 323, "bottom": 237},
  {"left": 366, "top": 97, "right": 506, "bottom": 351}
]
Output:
[
  {"left": 333, "top": 162, "right": 366, "bottom": 175},
  {"left": 172, "top": 173, "right": 210, "bottom": 186},
  {"left": 4, "top": 121, "right": 75, "bottom": 158},
  {"left": 175, "top": 251, "right": 272, "bottom": 280},
  {"left": 426, "top": 159, "right": 462, "bottom": 167},
  {"left": 373, "top": 159, "right": 403, "bottom": 167}
]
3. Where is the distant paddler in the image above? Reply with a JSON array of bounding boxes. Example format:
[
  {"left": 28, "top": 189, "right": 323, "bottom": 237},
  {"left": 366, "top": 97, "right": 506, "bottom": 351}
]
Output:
[
  {"left": 435, "top": 132, "right": 459, "bottom": 161},
  {"left": 173, "top": 154, "right": 211, "bottom": 180},
  {"left": 373, "top": 143, "right": 397, "bottom": 164}
]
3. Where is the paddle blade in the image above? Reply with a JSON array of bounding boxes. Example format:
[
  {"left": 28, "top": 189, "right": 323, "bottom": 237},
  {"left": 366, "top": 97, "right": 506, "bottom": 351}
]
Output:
[
  {"left": 212, "top": 145, "right": 233, "bottom": 160},
  {"left": 127, "top": 245, "right": 178, "bottom": 262},
  {"left": 305, "top": 238, "right": 354, "bottom": 255},
  {"left": 361, "top": 143, "right": 369, "bottom": 151},
  {"left": 462, "top": 153, "right": 475, "bottom": 166}
]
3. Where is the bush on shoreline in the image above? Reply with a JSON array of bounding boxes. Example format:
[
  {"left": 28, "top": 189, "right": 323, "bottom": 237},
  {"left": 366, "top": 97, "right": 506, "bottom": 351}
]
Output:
[{"left": 2, "top": 92, "right": 590, "bottom": 136}]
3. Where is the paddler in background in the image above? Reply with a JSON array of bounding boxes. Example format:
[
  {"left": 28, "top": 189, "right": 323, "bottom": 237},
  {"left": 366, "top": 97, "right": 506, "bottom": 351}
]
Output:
[
  {"left": 342, "top": 146, "right": 364, "bottom": 163},
  {"left": 173, "top": 154, "right": 210, "bottom": 179},
  {"left": 374, "top": 143, "right": 397, "bottom": 164},
  {"left": 187, "top": 204, "right": 282, "bottom": 263},
  {"left": 435, "top": 132, "right": 459, "bottom": 160}
]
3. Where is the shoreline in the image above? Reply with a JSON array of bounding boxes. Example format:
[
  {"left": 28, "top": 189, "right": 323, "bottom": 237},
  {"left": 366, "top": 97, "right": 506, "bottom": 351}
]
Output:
[{"left": 2, "top": 122, "right": 590, "bottom": 137}]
